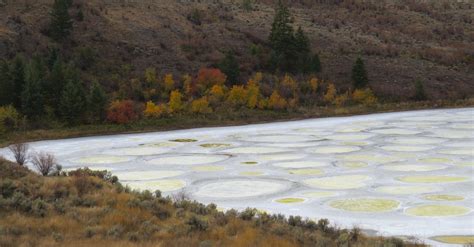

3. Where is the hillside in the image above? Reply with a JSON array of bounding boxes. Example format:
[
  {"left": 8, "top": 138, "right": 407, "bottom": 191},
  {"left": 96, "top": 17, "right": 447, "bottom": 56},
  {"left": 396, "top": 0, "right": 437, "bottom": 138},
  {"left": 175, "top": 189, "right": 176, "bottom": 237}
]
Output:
[
  {"left": 0, "top": 0, "right": 473, "bottom": 100},
  {"left": 0, "top": 158, "right": 426, "bottom": 246}
]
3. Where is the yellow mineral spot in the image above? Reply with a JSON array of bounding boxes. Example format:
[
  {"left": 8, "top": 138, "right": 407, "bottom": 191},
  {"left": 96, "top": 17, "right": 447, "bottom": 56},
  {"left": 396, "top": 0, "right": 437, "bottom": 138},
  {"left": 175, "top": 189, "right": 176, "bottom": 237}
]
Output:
[
  {"left": 200, "top": 143, "right": 231, "bottom": 148},
  {"left": 239, "top": 171, "right": 264, "bottom": 176},
  {"left": 170, "top": 139, "right": 198, "bottom": 142},
  {"left": 330, "top": 198, "right": 399, "bottom": 212},
  {"left": 382, "top": 164, "right": 446, "bottom": 172},
  {"left": 418, "top": 157, "right": 452, "bottom": 163},
  {"left": 275, "top": 198, "right": 306, "bottom": 204},
  {"left": 288, "top": 169, "right": 323, "bottom": 175},
  {"left": 241, "top": 161, "right": 258, "bottom": 165},
  {"left": 304, "top": 175, "right": 370, "bottom": 190},
  {"left": 424, "top": 194, "right": 464, "bottom": 201},
  {"left": 397, "top": 176, "right": 468, "bottom": 183},
  {"left": 431, "top": 235, "right": 474, "bottom": 244},
  {"left": 338, "top": 161, "right": 368, "bottom": 169},
  {"left": 405, "top": 205, "right": 470, "bottom": 217}
]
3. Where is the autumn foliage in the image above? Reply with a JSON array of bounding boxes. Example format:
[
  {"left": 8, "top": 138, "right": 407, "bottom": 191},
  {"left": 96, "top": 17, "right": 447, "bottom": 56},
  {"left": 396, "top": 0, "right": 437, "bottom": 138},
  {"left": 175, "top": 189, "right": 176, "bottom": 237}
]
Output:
[
  {"left": 268, "top": 91, "right": 287, "bottom": 110},
  {"left": 195, "top": 68, "right": 227, "bottom": 95},
  {"left": 191, "top": 97, "right": 212, "bottom": 114},
  {"left": 106, "top": 100, "right": 138, "bottom": 124}
]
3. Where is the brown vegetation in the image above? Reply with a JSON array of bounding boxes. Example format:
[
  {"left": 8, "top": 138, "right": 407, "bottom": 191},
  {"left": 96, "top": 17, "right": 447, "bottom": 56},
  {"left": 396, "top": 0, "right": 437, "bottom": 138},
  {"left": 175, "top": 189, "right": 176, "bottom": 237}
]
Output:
[{"left": 0, "top": 158, "right": 426, "bottom": 247}]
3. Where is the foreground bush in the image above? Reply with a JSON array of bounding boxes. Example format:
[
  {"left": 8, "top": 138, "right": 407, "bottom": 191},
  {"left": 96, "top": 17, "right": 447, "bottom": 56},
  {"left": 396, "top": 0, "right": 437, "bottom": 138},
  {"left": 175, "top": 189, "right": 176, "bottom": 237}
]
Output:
[{"left": 0, "top": 158, "right": 425, "bottom": 247}]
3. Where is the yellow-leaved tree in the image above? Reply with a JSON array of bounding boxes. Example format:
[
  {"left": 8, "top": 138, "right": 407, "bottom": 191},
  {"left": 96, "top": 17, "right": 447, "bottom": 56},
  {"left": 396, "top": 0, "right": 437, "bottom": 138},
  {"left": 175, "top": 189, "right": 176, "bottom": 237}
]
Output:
[
  {"left": 268, "top": 91, "right": 287, "bottom": 110},
  {"left": 246, "top": 79, "right": 260, "bottom": 109},
  {"left": 281, "top": 74, "right": 298, "bottom": 98},
  {"left": 324, "top": 83, "right": 337, "bottom": 104},
  {"left": 209, "top": 84, "right": 225, "bottom": 106},
  {"left": 144, "top": 101, "right": 167, "bottom": 118},
  {"left": 191, "top": 97, "right": 212, "bottom": 114},
  {"left": 168, "top": 90, "right": 184, "bottom": 113},
  {"left": 163, "top": 74, "right": 175, "bottom": 93},
  {"left": 334, "top": 92, "right": 349, "bottom": 107},
  {"left": 227, "top": 85, "right": 247, "bottom": 108},
  {"left": 352, "top": 88, "right": 377, "bottom": 106}
]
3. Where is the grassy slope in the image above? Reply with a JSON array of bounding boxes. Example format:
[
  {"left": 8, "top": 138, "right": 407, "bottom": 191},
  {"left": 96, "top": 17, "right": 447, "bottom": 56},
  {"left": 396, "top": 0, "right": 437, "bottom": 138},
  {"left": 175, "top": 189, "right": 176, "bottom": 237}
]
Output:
[
  {"left": 0, "top": 159, "right": 426, "bottom": 247},
  {"left": 2, "top": 99, "right": 473, "bottom": 147},
  {"left": 0, "top": 0, "right": 473, "bottom": 100}
]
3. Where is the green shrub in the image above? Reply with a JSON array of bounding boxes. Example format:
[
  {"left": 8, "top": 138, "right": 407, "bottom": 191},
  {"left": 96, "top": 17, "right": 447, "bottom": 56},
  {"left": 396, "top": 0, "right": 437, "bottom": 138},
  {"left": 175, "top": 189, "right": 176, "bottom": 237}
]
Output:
[
  {"left": 0, "top": 105, "right": 20, "bottom": 135},
  {"left": 31, "top": 199, "right": 48, "bottom": 217},
  {"left": 186, "top": 215, "right": 208, "bottom": 231}
]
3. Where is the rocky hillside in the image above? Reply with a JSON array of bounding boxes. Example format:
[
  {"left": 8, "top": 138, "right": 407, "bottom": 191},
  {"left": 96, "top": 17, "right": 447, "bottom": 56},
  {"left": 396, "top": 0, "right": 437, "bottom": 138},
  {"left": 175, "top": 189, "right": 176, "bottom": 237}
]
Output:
[{"left": 0, "top": 0, "right": 473, "bottom": 100}]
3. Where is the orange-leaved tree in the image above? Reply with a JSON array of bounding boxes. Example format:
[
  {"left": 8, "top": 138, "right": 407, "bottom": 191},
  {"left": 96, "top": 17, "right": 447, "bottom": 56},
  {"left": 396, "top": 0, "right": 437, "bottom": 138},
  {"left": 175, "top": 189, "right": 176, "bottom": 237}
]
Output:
[
  {"left": 107, "top": 100, "right": 138, "bottom": 124},
  {"left": 208, "top": 84, "right": 225, "bottom": 106},
  {"left": 268, "top": 90, "right": 287, "bottom": 110},
  {"left": 195, "top": 68, "right": 227, "bottom": 96},
  {"left": 144, "top": 101, "right": 167, "bottom": 118},
  {"left": 324, "top": 83, "right": 337, "bottom": 104}
]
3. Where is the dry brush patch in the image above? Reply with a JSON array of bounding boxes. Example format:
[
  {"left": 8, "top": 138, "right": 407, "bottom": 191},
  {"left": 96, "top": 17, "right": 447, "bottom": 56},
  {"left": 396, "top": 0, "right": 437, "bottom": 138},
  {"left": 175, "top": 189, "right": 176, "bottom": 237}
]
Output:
[{"left": 0, "top": 159, "right": 426, "bottom": 247}]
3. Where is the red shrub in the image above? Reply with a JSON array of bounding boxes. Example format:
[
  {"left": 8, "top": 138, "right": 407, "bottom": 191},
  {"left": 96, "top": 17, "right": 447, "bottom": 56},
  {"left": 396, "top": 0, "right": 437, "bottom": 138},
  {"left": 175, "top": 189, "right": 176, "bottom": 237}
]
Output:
[
  {"left": 195, "top": 68, "right": 227, "bottom": 88},
  {"left": 106, "top": 100, "right": 138, "bottom": 124}
]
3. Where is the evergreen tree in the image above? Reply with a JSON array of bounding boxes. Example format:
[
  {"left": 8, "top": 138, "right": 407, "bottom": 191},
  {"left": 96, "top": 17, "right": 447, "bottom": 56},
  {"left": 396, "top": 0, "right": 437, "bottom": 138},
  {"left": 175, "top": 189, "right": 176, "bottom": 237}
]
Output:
[
  {"left": 22, "top": 61, "right": 45, "bottom": 118},
  {"left": 46, "top": 47, "right": 59, "bottom": 70},
  {"left": 10, "top": 55, "right": 26, "bottom": 110},
  {"left": 0, "top": 60, "right": 13, "bottom": 106},
  {"left": 269, "top": 0, "right": 296, "bottom": 71},
  {"left": 59, "top": 80, "right": 86, "bottom": 124},
  {"left": 294, "top": 26, "right": 310, "bottom": 54},
  {"left": 309, "top": 54, "right": 321, "bottom": 73},
  {"left": 45, "top": 58, "right": 66, "bottom": 112},
  {"left": 352, "top": 57, "right": 368, "bottom": 89},
  {"left": 218, "top": 52, "right": 240, "bottom": 86},
  {"left": 50, "top": 0, "right": 73, "bottom": 41},
  {"left": 87, "top": 81, "right": 107, "bottom": 122}
]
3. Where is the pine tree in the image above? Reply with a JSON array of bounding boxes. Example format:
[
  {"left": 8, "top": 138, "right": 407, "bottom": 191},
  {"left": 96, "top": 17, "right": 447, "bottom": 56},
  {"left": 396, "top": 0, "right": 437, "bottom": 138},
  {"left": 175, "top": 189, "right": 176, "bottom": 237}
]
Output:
[
  {"left": 10, "top": 55, "right": 26, "bottom": 110},
  {"left": 269, "top": 0, "right": 296, "bottom": 71},
  {"left": 269, "top": 1, "right": 293, "bottom": 54},
  {"left": 87, "top": 81, "right": 107, "bottom": 122},
  {"left": 0, "top": 60, "right": 13, "bottom": 106},
  {"left": 59, "top": 80, "right": 86, "bottom": 124},
  {"left": 309, "top": 54, "right": 321, "bottom": 73},
  {"left": 22, "top": 66, "right": 44, "bottom": 118},
  {"left": 50, "top": 0, "right": 73, "bottom": 41},
  {"left": 45, "top": 58, "right": 66, "bottom": 112},
  {"left": 219, "top": 52, "right": 240, "bottom": 86},
  {"left": 294, "top": 26, "right": 310, "bottom": 54},
  {"left": 352, "top": 57, "right": 368, "bottom": 89}
]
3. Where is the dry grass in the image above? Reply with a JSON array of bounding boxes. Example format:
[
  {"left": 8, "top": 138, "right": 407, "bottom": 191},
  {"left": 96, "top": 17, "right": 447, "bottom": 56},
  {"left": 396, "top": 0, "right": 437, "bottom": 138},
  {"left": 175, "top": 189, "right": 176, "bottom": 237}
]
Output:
[{"left": 0, "top": 159, "right": 426, "bottom": 247}]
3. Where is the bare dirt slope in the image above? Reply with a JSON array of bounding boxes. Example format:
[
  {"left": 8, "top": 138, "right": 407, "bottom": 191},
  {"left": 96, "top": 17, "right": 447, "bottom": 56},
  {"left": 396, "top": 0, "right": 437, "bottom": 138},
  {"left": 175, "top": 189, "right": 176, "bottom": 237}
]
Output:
[{"left": 0, "top": 0, "right": 473, "bottom": 100}]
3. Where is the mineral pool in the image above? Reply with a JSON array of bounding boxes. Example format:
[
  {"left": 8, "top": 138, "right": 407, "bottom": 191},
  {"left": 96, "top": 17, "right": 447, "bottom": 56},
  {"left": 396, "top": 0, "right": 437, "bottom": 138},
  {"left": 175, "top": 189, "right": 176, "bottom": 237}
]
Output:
[{"left": 1, "top": 108, "right": 473, "bottom": 246}]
